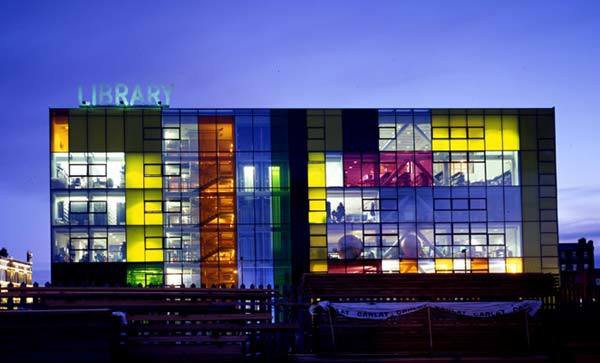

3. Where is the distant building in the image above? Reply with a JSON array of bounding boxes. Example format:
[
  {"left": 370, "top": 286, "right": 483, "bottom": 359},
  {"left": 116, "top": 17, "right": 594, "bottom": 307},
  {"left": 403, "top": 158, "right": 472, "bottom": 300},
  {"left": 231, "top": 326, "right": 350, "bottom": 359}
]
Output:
[
  {"left": 559, "top": 238, "right": 594, "bottom": 273},
  {"left": 559, "top": 239, "right": 596, "bottom": 301},
  {"left": 0, "top": 252, "right": 33, "bottom": 287}
]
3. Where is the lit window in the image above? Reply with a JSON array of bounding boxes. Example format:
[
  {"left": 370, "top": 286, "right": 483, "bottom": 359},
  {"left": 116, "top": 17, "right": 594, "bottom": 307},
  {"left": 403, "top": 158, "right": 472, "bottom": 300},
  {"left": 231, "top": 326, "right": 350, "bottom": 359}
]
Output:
[{"left": 243, "top": 165, "right": 255, "bottom": 191}]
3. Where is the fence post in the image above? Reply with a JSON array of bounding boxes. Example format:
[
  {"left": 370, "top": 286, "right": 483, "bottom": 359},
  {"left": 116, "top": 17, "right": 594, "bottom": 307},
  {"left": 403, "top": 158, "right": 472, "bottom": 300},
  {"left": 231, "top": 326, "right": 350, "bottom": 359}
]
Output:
[
  {"left": 426, "top": 306, "right": 433, "bottom": 352},
  {"left": 524, "top": 310, "right": 530, "bottom": 351}
]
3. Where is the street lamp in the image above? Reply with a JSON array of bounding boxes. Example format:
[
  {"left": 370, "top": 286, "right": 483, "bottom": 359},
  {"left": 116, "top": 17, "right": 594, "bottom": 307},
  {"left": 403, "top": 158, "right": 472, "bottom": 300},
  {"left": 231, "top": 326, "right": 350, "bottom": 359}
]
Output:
[{"left": 461, "top": 248, "right": 468, "bottom": 273}]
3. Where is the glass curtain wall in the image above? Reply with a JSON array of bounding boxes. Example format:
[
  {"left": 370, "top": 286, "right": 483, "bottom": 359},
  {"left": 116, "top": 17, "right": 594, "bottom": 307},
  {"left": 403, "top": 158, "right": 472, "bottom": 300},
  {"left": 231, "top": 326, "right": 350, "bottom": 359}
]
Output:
[{"left": 307, "top": 109, "right": 524, "bottom": 274}]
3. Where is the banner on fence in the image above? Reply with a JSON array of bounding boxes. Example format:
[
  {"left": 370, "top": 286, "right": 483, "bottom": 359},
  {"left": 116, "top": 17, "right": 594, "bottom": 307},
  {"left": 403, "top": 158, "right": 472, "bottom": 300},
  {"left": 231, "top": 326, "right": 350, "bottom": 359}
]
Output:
[{"left": 309, "top": 300, "right": 542, "bottom": 320}]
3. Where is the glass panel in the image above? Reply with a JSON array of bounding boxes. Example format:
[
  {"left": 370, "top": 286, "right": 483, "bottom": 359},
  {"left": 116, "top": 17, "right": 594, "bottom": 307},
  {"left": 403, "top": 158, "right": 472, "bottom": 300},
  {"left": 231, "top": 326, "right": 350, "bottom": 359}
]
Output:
[
  {"left": 326, "top": 153, "right": 344, "bottom": 187},
  {"left": 51, "top": 111, "right": 69, "bottom": 152}
]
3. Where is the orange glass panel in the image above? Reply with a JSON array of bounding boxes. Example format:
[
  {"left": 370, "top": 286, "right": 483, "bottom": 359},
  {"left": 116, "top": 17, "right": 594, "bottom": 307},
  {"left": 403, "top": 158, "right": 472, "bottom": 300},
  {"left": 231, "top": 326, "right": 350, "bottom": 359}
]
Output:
[
  {"left": 51, "top": 111, "right": 69, "bottom": 152},
  {"left": 400, "top": 259, "right": 418, "bottom": 273},
  {"left": 199, "top": 116, "right": 237, "bottom": 287},
  {"left": 471, "top": 258, "right": 489, "bottom": 273}
]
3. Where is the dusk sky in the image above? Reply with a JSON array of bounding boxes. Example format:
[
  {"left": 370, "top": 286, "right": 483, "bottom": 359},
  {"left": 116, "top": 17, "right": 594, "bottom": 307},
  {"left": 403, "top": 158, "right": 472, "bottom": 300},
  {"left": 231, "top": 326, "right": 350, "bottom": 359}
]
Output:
[{"left": 1, "top": 0, "right": 599, "bottom": 282}]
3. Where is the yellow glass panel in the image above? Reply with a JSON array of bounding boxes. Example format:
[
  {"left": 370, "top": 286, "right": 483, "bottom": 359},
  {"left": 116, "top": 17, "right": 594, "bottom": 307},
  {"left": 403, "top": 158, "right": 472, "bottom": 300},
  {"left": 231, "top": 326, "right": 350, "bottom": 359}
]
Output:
[
  {"left": 145, "top": 250, "right": 163, "bottom": 262},
  {"left": 144, "top": 176, "right": 162, "bottom": 189},
  {"left": 308, "top": 211, "right": 327, "bottom": 224},
  {"left": 145, "top": 153, "right": 162, "bottom": 164},
  {"left": 502, "top": 115, "right": 520, "bottom": 150},
  {"left": 432, "top": 128, "right": 449, "bottom": 139},
  {"left": 310, "top": 261, "right": 328, "bottom": 272},
  {"left": 145, "top": 201, "right": 162, "bottom": 212},
  {"left": 485, "top": 115, "right": 502, "bottom": 150},
  {"left": 310, "top": 224, "right": 327, "bottom": 235},
  {"left": 145, "top": 189, "right": 162, "bottom": 201},
  {"left": 467, "top": 115, "right": 484, "bottom": 126},
  {"left": 145, "top": 212, "right": 163, "bottom": 225},
  {"left": 449, "top": 115, "right": 467, "bottom": 126},
  {"left": 506, "top": 257, "right": 523, "bottom": 273},
  {"left": 126, "top": 153, "right": 144, "bottom": 188},
  {"left": 432, "top": 115, "right": 448, "bottom": 127},
  {"left": 450, "top": 139, "right": 468, "bottom": 151},
  {"left": 144, "top": 164, "right": 162, "bottom": 176},
  {"left": 310, "top": 235, "right": 327, "bottom": 247},
  {"left": 308, "top": 152, "right": 325, "bottom": 162},
  {"left": 435, "top": 258, "right": 453, "bottom": 273},
  {"left": 51, "top": 114, "right": 69, "bottom": 152},
  {"left": 450, "top": 128, "right": 467, "bottom": 138},
  {"left": 126, "top": 190, "right": 144, "bottom": 225},
  {"left": 468, "top": 127, "right": 484, "bottom": 138},
  {"left": 308, "top": 188, "right": 326, "bottom": 200},
  {"left": 310, "top": 248, "right": 327, "bottom": 259},
  {"left": 309, "top": 200, "right": 326, "bottom": 211},
  {"left": 399, "top": 260, "right": 418, "bottom": 273},
  {"left": 145, "top": 237, "right": 162, "bottom": 249},
  {"left": 145, "top": 225, "right": 163, "bottom": 236},
  {"left": 468, "top": 139, "right": 485, "bottom": 151},
  {"left": 432, "top": 139, "right": 450, "bottom": 151},
  {"left": 126, "top": 226, "right": 145, "bottom": 262},
  {"left": 307, "top": 163, "right": 326, "bottom": 187}
]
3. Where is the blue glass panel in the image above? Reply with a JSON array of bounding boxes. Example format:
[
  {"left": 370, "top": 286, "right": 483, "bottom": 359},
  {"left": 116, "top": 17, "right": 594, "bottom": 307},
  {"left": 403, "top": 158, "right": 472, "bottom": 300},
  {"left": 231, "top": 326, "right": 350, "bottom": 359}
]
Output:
[
  {"left": 452, "top": 210, "right": 469, "bottom": 222},
  {"left": 255, "top": 226, "right": 273, "bottom": 261},
  {"left": 469, "top": 186, "right": 486, "bottom": 198},
  {"left": 416, "top": 188, "right": 433, "bottom": 222},
  {"left": 504, "top": 187, "right": 522, "bottom": 221},
  {"left": 434, "top": 186, "right": 451, "bottom": 198},
  {"left": 254, "top": 194, "right": 272, "bottom": 224},
  {"left": 486, "top": 187, "right": 504, "bottom": 222},
  {"left": 434, "top": 210, "right": 451, "bottom": 222},
  {"left": 235, "top": 115, "right": 253, "bottom": 151},
  {"left": 380, "top": 211, "right": 398, "bottom": 223},
  {"left": 237, "top": 195, "right": 255, "bottom": 224},
  {"left": 238, "top": 225, "right": 255, "bottom": 261},
  {"left": 253, "top": 114, "right": 271, "bottom": 151},
  {"left": 397, "top": 189, "right": 415, "bottom": 222}
]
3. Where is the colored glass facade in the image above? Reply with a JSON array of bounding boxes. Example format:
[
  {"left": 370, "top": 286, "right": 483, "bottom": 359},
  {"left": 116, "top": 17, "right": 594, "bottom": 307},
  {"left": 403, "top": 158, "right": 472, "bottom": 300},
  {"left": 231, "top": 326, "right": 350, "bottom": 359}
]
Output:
[{"left": 50, "top": 108, "right": 558, "bottom": 287}]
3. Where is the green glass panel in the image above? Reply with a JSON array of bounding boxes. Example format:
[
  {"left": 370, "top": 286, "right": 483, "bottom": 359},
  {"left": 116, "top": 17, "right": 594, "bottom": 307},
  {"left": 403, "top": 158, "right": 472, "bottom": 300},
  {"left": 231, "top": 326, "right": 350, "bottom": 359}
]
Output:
[
  {"left": 325, "top": 115, "right": 343, "bottom": 151},
  {"left": 520, "top": 151, "right": 538, "bottom": 186},
  {"left": 536, "top": 114, "right": 555, "bottom": 139},
  {"left": 88, "top": 111, "right": 106, "bottom": 152},
  {"left": 126, "top": 263, "right": 164, "bottom": 286},
  {"left": 518, "top": 115, "right": 537, "bottom": 150},
  {"left": 522, "top": 222, "right": 541, "bottom": 258},
  {"left": 107, "top": 110, "right": 124, "bottom": 152},
  {"left": 69, "top": 110, "right": 87, "bottom": 152},
  {"left": 125, "top": 110, "right": 143, "bottom": 152},
  {"left": 521, "top": 186, "right": 540, "bottom": 221}
]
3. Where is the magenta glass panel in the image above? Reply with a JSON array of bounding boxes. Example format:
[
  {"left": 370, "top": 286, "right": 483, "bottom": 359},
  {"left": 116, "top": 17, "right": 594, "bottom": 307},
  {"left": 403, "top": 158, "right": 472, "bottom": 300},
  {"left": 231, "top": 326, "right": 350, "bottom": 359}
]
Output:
[
  {"left": 379, "top": 152, "right": 397, "bottom": 186},
  {"left": 344, "top": 153, "right": 362, "bottom": 187},
  {"left": 397, "top": 152, "right": 414, "bottom": 187},
  {"left": 362, "top": 153, "right": 379, "bottom": 187},
  {"left": 328, "top": 261, "right": 346, "bottom": 273},
  {"left": 414, "top": 152, "right": 433, "bottom": 186}
]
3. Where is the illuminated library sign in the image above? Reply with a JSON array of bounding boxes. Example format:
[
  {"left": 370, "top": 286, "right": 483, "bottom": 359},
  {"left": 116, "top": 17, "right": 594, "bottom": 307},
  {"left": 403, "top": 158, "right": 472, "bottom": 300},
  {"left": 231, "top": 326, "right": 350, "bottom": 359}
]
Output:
[{"left": 77, "top": 83, "right": 173, "bottom": 106}]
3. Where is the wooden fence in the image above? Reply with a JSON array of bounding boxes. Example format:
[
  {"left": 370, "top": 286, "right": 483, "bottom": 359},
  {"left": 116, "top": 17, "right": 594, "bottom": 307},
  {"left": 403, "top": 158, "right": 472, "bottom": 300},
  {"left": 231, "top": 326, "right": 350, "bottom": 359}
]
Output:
[
  {"left": 3, "top": 273, "right": 600, "bottom": 359},
  {"left": 301, "top": 273, "right": 558, "bottom": 355},
  {"left": 0, "top": 284, "right": 296, "bottom": 362}
]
